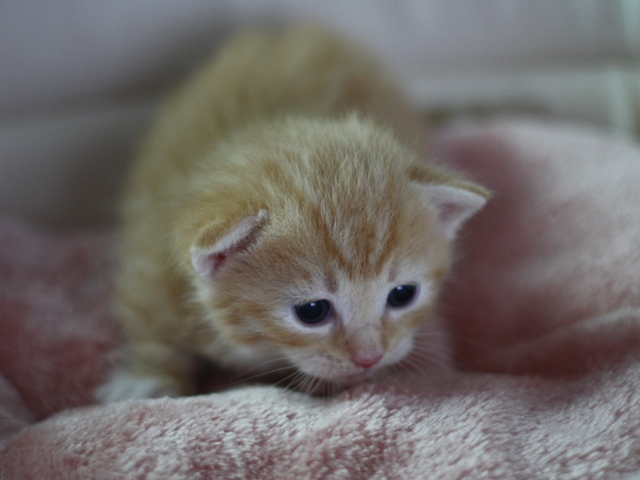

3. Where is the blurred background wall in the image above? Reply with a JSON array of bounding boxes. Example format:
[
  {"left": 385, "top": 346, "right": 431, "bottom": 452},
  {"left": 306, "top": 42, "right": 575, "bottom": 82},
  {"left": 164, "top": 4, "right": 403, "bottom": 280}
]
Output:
[{"left": 1, "top": 0, "right": 639, "bottom": 227}]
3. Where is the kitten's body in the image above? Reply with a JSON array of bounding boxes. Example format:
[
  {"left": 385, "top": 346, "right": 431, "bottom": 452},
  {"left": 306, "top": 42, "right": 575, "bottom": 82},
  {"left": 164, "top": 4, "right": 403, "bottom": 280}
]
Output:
[{"left": 99, "top": 26, "right": 488, "bottom": 401}]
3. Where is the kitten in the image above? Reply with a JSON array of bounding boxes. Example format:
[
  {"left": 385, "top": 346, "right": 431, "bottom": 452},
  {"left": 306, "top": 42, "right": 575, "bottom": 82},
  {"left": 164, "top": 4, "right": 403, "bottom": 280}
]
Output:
[{"left": 97, "top": 25, "right": 489, "bottom": 402}]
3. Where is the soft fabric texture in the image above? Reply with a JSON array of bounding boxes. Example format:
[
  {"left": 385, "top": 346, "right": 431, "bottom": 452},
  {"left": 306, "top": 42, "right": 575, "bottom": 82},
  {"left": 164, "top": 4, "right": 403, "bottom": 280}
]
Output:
[{"left": 1, "top": 121, "right": 640, "bottom": 479}]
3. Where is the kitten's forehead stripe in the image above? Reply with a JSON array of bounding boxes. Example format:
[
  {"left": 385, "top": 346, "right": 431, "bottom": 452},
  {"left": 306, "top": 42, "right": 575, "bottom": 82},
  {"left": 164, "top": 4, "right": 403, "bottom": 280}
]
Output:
[
  {"left": 388, "top": 264, "right": 399, "bottom": 284},
  {"left": 324, "top": 273, "right": 338, "bottom": 294},
  {"left": 320, "top": 203, "right": 401, "bottom": 280},
  {"left": 302, "top": 149, "right": 406, "bottom": 281},
  {"left": 309, "top": 203, "right": 353, "bottom": 275}
]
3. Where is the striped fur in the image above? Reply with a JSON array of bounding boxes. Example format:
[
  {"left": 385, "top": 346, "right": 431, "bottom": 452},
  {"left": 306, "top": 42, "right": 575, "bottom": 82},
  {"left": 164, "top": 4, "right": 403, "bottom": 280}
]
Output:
[{"left": 98, "top": 26, "right": 488, "bottom": 401}]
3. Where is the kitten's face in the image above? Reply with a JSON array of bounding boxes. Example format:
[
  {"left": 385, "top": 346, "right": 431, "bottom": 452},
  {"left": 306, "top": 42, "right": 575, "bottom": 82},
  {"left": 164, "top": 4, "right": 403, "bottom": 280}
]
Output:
[
  {"left": 187, "top": 118, "right": 486, "bottom": 387},
  {"left": 204, "top": 208, "right": 449, "bottom": 386},
  {"left": 194, "top": 179, "right": 452, "bottom": 386}
]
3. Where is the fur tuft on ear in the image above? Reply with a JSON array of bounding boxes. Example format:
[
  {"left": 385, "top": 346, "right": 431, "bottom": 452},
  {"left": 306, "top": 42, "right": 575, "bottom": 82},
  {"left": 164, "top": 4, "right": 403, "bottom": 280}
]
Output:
[
  {"left": 417, "top": 184, "right": 489, "bottom": 240},
  {"left": 191, "top": 210, "right": 268, "bottom": 280}
]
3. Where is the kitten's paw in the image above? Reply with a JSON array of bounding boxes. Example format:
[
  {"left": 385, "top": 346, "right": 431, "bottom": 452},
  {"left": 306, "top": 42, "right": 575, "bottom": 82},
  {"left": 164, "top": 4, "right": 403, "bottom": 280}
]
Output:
[{"left": 95, "top": 370, "right": 180, "bottom": 403}]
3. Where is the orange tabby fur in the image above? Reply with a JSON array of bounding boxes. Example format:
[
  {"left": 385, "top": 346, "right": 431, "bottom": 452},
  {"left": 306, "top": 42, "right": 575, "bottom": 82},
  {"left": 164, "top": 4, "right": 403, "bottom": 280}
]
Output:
[{"left": 98, "top": 26, "right": 489, "bottom": 401}]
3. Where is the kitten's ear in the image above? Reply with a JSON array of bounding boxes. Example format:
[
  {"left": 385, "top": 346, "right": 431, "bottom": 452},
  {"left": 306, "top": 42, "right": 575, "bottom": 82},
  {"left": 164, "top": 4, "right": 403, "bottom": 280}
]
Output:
[
  {"left": 191, "top": 209, "right": 268, "bottom": 280},
  {"left": 416, "top": 183, "right": 489, "bottom": 240}
]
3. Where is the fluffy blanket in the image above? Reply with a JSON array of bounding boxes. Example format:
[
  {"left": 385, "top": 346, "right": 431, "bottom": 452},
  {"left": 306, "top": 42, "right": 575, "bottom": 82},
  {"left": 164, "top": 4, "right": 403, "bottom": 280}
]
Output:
[{"left": 1, "top": 121, "right": 640, "bottom": 479}]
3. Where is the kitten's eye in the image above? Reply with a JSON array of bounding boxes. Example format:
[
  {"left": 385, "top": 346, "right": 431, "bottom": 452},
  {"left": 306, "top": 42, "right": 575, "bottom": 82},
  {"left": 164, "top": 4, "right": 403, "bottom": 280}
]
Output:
[
  {"left": 294, "top": 300, "right": 331, "bottom": 324},
  {"left": 387, "top": 285, "right": 417, "bottom": 308}
]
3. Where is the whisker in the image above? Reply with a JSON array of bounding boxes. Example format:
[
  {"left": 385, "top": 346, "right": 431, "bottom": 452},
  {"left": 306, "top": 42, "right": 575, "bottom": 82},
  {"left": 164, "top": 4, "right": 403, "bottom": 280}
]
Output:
[
  {"left": 310, "top": 377, "right": 323, "bottom": 397},
  {"left": 298, "top": 375, "right": 312, "bottom": 395},
  {"left": 281, "top": 370, "right": 302, "bottom": 385},
  {"left": 218, "top": 364, "right": 297, "bottom": 389},
  {"left": 300, "top": 374, "right": 314, "bottom": 396},
  {"left": 280, "top": 371, "right": 304, "bottom": 393},
  {"left": 405, "top": 362, "right": 433, "bottom": 380},
  {"left": 226, "top": 356, "right": 291, "bottom": 382}
]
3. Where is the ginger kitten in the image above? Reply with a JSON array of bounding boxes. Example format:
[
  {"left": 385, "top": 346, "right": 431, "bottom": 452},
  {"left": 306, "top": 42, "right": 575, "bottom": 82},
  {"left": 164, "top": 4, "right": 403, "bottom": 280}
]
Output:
[{"left": 97, "top": 26, "right": 489, "bottom": 401}]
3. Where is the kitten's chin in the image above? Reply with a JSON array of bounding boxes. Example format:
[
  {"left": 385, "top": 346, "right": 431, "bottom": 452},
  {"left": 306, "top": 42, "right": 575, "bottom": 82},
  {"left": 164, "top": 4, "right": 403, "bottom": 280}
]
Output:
[
  {"left": 333, "top": 371, "right": 377, "bottom": 387},
  {"left": 292, "top": 371, "right": 375, "bottom": 397},
  {"left": 303, "top": 365, "right": 381, "bottom": 388}
]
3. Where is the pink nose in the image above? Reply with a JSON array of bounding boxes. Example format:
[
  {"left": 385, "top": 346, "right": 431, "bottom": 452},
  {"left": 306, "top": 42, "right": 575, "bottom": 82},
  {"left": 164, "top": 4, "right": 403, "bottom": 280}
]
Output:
[{"left": 351, "top": 352, "right": 383, "bottom": 369}]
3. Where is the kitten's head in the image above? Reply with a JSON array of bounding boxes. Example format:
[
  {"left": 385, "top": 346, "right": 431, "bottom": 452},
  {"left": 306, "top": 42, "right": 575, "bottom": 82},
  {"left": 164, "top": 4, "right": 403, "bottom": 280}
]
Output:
[{"left": 178, "top": 116, "right": 489, "bottom": 388}]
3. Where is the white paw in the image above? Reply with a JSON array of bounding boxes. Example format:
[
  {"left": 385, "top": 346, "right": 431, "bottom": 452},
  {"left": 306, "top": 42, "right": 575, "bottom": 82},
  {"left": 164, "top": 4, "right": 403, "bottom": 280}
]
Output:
[{"left": 95, "top": 370, "right": 179, "bottom": 403}]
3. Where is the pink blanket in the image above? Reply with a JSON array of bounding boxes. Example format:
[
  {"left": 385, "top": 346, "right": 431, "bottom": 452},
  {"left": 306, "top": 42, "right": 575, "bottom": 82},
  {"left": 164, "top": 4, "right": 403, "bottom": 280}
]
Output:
[{"left": 1, "top": 121, "right": 640, "bottom": 479}]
